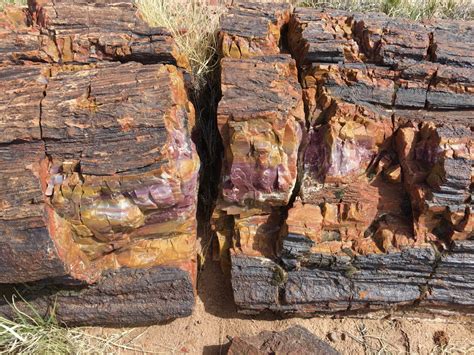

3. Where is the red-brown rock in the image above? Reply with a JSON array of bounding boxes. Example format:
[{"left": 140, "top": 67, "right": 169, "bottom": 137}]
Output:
[
  {"left": 224, "top": 5, "right": 474, "bottom": 316},
  {"left": 227, "top": 326, "right": 340, "bottom": 355},
  {"left": 0, "top": 0, "right": 199, "bottom": 325}
]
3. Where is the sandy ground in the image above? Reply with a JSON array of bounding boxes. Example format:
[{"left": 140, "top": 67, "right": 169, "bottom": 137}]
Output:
[{"left": 91, "top": 259, "right": 474, "bottom": 355}]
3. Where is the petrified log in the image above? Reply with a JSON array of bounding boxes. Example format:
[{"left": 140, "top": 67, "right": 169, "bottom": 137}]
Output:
[
  {"left": 215, "top": 4, "right": 473, "bottom": 315},
  {"left": 219, "top": 2, "right": 292, "bottom": 58},
  {"left": 0, "top": 0, "right": 183, "bottom": 66},
  {"left": 0, "top": 0, "right": 198, "bottom": 325},
  {"left": 227, "top": 326, "right": 340, "bottom": 355},
  {"left": 213, "top": 53, "right": 304, "bottom": 266},
  {"left": 1, "top": 61, "right": 199, "bottom": 283},
  {"left": 0, "top": 266, "right": 194, "bottom": 326}
]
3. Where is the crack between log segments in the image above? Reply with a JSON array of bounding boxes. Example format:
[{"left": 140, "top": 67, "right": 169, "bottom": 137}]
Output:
[
  {"left": 416, "top": 243, "right": 444, "bottom": 306},
  {"left": 39, "top": 71, "right": 49, "bottom": 159},
  {"left": 424, "top": 67, "right": 438, "bottom": 110}
]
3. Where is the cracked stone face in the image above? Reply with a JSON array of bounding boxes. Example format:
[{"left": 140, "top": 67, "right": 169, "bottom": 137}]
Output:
[
  {"left": 0, "top": 61, "right": 200, "bottom": 284},
  {"left": 0, "top": 0, "right": 473, "bottom": 325},
  {"left": 214, "top": 4, "right": 474, "bottom": 315}
]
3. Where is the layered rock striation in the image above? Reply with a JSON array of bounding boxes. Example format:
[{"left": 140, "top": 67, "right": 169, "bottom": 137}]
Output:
[
  {"left": 0, "top": 1, "right": 472, "bottom": 323},
  {"left": 0, "top": 0, "right": 198, "bottom": 325},
  {"left": 214, "top": 4, "right": 473, "bottom": 315}
]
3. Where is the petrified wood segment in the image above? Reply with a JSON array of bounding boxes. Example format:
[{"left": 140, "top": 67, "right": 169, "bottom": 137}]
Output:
[
  {"left": 232, "top": 243, "right": 469, "bottom": 314},
  {"left": 0, "top": 64, "right": 45, "bottom": 143},
  {"left": 0, "top": 63, "right": 91, "bottom": 283},
  {"left": 289, "top": 7, "right": 474, "bottom": 68},
  {"left": 227, "top": 326, "right": 340, "bottom": 355},
  {"left": 41, "top": 62, "right": 199, "bottom": 275},
  {"left": 0, "top": 6, "right": 43, "bottom": 63},
  {"left": 430, "top": 19, "right": 474, "bottom": 67},
  {"left": 0, "top": 0, "right": 200, "bottom": 325},
  {"left": 224, "top": 6, "right": 473, "bottom": 315},
  {"left": 1, "top": 61, "right": 199, "bottom": 285},
  {"left": 213, "top": 54, "right": 304, "bottom": 264},
  {"left": 288, "top": 8, "right": 360, "bottom": 67},
  {"left": 423, "top": 240, "right": 474, "bottom": 310},
  {"left": 0, "top": 0, "right": 182, "bottom": 66},
  {"left": 0, "top": 266, "right": 194, "bottom": 326},
  {"left": 219, "top": 2, "right": 292, "bottom": 58},
  {"left": 218, "top": 55, "right": 304, "bottom": 207},
  {"left": 1, "top": 0, "right": 199, "bottom": 323},
  {"left": 29, "top": 0, "right": 181, "bottom": 64},
  {"left": 395, "top": 112, "right": 473, "bottom": 242}
]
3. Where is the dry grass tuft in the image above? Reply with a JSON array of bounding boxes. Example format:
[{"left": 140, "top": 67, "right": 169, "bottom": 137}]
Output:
[
  {"left": 0, "top": 0, "right": 26, "bottom": 10},
  {"left": 137, "top": 0, "right": 225, "bottom": 90},
  {"left": 298, "top": 0, "right": 474, "bottom": 20}
]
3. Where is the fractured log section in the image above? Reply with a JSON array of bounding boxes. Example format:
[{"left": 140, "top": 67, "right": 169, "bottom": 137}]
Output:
[
  {"left": 215, "top": 4, "right": 473, "bottom": 315},
  {"left": 219, "top": 2, "right": 292, "bottom": 58},
  {"left": 1, "top": 0, "right": 183, "bottom": 65},
  {"left": 0, "top": 0, "right": 198, "bottom": 325},
  {"left": 0, "top": 266, "right": 194, "bottom": 326}
]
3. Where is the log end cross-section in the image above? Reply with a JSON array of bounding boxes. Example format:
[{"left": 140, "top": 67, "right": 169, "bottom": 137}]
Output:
[
  {"left": 216, "top": 3, "right": 474, "bottom": 316},
  {"left": 0, "top": 0, "right": 199, "bottom": 325}
]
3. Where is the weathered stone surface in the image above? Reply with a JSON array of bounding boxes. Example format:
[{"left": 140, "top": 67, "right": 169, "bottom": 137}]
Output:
[
  {"left": 0, "top": 5, "right": 43, "bottom": 63},
  {"left": 218, "top": 55, "right": 304, "bottom": 208},
  {"left": 288, "top": 8, "right": 360, "bottom": 67},
  {"left": 352, "top": 12, "right": 430, "bottom": 66},
  {"left": 227, "top": 326, "right": 340, "bottom": 355},
  {"left": 0, "top": 64, "right": 45, "bottom": 143},
  {"left": 42, "top": 62, "right": 199, "bottom": 274},
  {"left": 429, "top": 19, "right": 474, "bottom": 67},
  {"left": 213, "top": 53, "right": 304, "bottom": 266},
  {"left": 29, "top": 0, "right": 183, "bottom": 65},
  {"left": 232, "top": 241, "right": 474, "bottom": 314},
  {"left": 219, "top": 2, "right": 292, "bottom": 58},
  {"left": 0, "top": 1, "right": 199, "bottom": 325},
  {"left": 0, "top": 0, "right": 183, "bottom": 66},
  {"left": 395, "top": 113, "right": 472, "bottom": 242},
  {"left": 0, "top": 266, "right": 195, "bottom": 326},
  {"left": 224, "top": 6, "right": 474, "bottom": 316},
  {"left": 0, "top": 61, "right": 199, "bottom": 285},
  {"left": 289, "top": 7, "right": 474, "bottom": 69},
  {"left": 293, "top": 63, "right": 415, "bottom": 256},
  {"left": 0, "top": 63, "right": 91, "bottom": 283},
  {"left": 1, "top": 0, "right": 473, "bottom": 323},
  {"left": 423, "top": 240, "right": 474, "bottom": 310}
]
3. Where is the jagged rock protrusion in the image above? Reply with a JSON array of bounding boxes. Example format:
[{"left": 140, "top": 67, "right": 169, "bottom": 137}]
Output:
[{"left": 220, "top": 4, "right": 473, "bottom": 316}]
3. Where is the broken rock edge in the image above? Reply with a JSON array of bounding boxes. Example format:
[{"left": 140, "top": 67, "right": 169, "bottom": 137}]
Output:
[
  {"left": 226, "top": 5, "right": 474, "bottom": 316},
  {"left": 0, "top": 0, "right": 202, "bottom": 325}
]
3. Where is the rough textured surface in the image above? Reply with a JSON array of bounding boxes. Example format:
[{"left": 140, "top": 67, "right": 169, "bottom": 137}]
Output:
[
  {"left": 231, "top": 242, "right": 474, "bottom": 314},
  {"left": 0, "top": 0, "right": 198, "bottom": 325},
  {"left": 213, "top": 53, "right": 304, "bottom": 267},
  {"left": 218, "top": 4, "right": 474, "bottom": 315},
  {"left": 30, "top": 0, "right": 183, "bottom": 65},
  {"left": 217, "top": 55, "right": 304, "bottom": 208},
  {"left": 227, "top": 325, "right": 340, "bottom": 355},
  {"left": 0, "top": 61, "right": 199, "bottom": 285},
  {"left": 1, "top": 0, "right": 473, "bottom": 323},
  {"left": 0, "top": 0, "right": 183, "bottom": 66},
  {"left": 0, "top": 266, "right": 195, "bottom": 326},
  {"left": 0, "top": 6, "right": 42, "bottom": 63},
  {"left": 219, "top": 2, "right": 292, "bottom": 58}
]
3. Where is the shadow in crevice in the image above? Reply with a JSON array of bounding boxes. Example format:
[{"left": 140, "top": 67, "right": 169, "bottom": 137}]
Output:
[{"left": 202, "top": 341, "right": 232, "bottom": 355}]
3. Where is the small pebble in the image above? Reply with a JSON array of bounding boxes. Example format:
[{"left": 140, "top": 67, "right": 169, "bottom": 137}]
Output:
[{"left": 327, "top": 331, "right": 339, "bottom": 342}]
